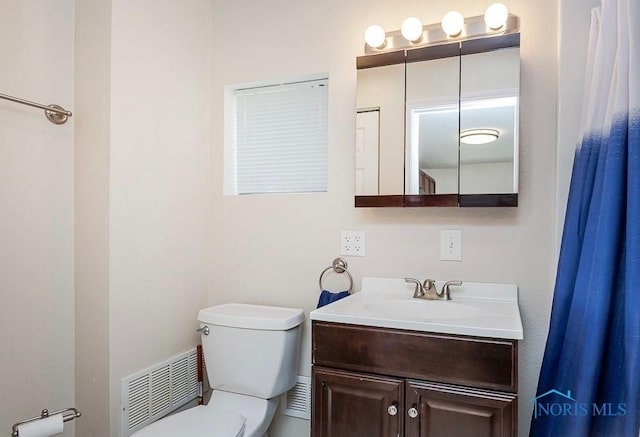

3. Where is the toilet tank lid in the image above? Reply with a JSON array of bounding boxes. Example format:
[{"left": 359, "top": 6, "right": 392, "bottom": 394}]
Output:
[{"left": 198, "top": 303, "right": 305, "bottom": 330}]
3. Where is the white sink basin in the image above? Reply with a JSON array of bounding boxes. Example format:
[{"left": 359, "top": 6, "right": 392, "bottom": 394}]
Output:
[
  {"left": 310, "top": 277, "right": 524, "bottom": 339},
  {"left": 364, "top": 299, "right": 485, "bottom": 320}
]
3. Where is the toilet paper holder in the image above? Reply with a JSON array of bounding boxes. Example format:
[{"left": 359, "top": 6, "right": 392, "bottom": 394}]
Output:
[{"left": 12, "top": 407, "right": 81, "bottom": 436}]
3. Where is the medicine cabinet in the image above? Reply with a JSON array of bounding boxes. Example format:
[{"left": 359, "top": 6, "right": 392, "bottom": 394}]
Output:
[{"left": 355, "top": 34, "right": 520, "bottom": 207}]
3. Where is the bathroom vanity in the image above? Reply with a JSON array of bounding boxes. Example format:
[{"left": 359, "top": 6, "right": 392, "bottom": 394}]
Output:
[{"left": 309, "top": 278, "right": 523, "bottom": 437}]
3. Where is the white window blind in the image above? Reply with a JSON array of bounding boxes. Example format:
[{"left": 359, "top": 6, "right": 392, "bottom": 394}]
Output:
[{"left": 234, "top": 78, "right": 328, "bottom": 194}]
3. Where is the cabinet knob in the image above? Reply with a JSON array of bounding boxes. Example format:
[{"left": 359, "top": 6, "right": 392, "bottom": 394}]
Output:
[
  {"left": 387, "top": 404, "right": 398, "bottom": 416},
  {"left": 408, "top": 407, "right": 418, "bottom": 418}
]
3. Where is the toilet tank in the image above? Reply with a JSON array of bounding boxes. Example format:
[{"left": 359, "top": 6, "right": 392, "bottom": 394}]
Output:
[{"left": 197, "top": 304, "right": 304, "bottom": 399}]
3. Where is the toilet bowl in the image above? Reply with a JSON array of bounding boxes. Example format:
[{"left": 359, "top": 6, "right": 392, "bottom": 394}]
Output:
[{"left": 130, "top": 303, "right": 304, "bottom": 437}]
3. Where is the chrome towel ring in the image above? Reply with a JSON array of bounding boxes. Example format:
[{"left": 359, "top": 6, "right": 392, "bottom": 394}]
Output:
[{"left": 318, "top": 257, "right": 353, "bottom": 293}]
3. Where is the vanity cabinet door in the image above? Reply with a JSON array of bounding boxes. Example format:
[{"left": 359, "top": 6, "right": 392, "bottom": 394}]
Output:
[
  {"left": 312, "top": 366, "right": 404, "bottom": 437},
  {"left": 405, "top": 380, "right": 517, "bottom": 437}
]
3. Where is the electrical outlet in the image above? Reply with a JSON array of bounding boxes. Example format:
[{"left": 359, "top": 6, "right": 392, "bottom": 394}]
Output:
[
  {"left": 341, "top": 231, "right": 366, "bottom": 256},
  {"left": 440, "top": 229, "right": 462, "bottom": 261}
]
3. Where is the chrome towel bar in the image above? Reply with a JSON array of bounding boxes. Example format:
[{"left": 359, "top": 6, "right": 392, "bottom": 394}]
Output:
[
  {"left": 12, "top": 407, "right": 81, "bottom": 436},
  {"left": 0, "top": 92, "right": 72, "bottom": 125}
]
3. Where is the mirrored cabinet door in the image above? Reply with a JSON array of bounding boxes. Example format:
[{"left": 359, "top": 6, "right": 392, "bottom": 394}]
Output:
[
  {"left": 356, "top": 63, "right": 405, "bottom": 196},
  {"left": 459, "top": 46, "right": 520, "bottom": 195},
  {"left": 405, "top": 55, "right": 460, "bottom": 196}
]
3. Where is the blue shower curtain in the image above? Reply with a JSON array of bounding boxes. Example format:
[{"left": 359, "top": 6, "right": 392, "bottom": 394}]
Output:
[{"left": 531, "top": 0, "right": 639, "bottom": 435}]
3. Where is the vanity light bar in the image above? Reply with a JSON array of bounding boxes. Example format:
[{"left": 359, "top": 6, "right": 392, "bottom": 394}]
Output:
[{"left": 364, "top": 11, "right": 518, "bottom": 55}]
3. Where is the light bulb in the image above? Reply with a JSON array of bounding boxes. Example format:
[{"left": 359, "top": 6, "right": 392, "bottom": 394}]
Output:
[
  {"left": 401, "top": 17, "right": 423, "bottom": 42},
  {"left": 364, "top": 25, "right": 386, "bottom": 49},
  {"left": 484, "top": 3, "right": 509, "bottom": 30},
  {"left": 441, "top": 11, "right": 465, "bottom": 37}
]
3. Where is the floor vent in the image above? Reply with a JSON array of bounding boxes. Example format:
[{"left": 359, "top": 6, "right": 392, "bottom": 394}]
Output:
[
  {"left": 281, "top": 375, "right": 311, "bottom": 420},
  {"left": 121, "top": 348, "right": 199, "bottom": 436}
]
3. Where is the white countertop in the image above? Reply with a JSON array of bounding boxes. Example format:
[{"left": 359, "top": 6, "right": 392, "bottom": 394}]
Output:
[{"left": 310, "top": 277, "right": 524, "bottom": 340}]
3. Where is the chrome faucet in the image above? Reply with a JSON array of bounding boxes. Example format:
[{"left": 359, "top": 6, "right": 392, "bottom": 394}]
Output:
[
  {"left": 404, "top": 278, "right": 463, "bottom": 300},
  {"left": 404, "top": 278, "right": 439, "bottom": 300}
]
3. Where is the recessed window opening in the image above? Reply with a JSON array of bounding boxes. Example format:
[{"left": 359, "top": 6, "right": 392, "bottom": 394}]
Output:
[{"left": 227, "top": 77, "right": 329, "bottom": 195}]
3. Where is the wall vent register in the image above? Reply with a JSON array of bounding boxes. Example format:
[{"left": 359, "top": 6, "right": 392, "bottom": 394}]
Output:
[
  {"left": 281, "top": 375, "right": 312, "bottom": 420},
  {"left": 121, "top": 349, "right": 199, "bottom": 436}
]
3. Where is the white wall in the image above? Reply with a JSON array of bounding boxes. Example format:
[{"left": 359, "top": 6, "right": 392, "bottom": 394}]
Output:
[
  {"left": 75, "top": 0, "right": 112, "bottom": 435},
  {"left": 75, "top": 1, "right": 213, "bottom": 434},
  {"left": 460, "top": 161, "right": 515, "bottom": 194},
  {"left": 0, "top": 1, "right": 75, "bottom": 435},
  {"left": 209, "top": 2, "right": 557, "bottom": 437},
  {"left": 423, "top": 167, "right": 459, "bottom": 193},
  {"left": 108, "top": 1, "right": 212, "bottom": 434},
  {"left": 426, "top": 161, "right": 514, "bottom": 194}
]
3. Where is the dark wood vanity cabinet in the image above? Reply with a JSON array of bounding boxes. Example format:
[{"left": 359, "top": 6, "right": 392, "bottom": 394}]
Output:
[
  {"left": 313, "top": 367, "right": 404, "bottom": 437},
  {"left": 311, "top": 321, "right": 518, "bottom": 437},
  {"left": 405, "top": 381, "right": 516, "bottom": 437}
]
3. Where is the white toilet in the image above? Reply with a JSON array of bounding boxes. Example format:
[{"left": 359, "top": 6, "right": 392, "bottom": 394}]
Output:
[{"left": 131, "top": 303, "right": 305, "bottom": 437}]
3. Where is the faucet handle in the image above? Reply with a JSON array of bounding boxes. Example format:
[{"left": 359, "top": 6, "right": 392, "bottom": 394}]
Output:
[
  {"left": 404, "top": 278, "right": 424, "bottom": 298},
  {"left": 441, "top": 281, "right": 462, "bottom": 300}
]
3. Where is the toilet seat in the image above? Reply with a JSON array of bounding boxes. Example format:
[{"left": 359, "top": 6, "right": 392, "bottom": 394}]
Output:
[
  {"left": 130, "top": 404, "right": 246, "bottom": 437},
  {"left": 130, "top": 391, "right": 278, "bottom": 437},
  {"left": 209, "top": 391, "right": 278, "bottom": 437}
]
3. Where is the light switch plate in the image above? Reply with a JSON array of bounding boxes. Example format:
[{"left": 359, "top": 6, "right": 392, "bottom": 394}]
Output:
[
  {"left": 341, "top": 231, "right": 365, "bottom": 256},
  {"left": 440, "top": 229, "right": 462, "bottom": 261}
]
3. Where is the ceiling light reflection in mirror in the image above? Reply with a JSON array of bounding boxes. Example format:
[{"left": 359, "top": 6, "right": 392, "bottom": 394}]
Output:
[
  {"left": 460, "top": 129, "right": 499, "bottom": 145},
  {"left": 406, "top": 96, "right": 517, "bottom": 195}
]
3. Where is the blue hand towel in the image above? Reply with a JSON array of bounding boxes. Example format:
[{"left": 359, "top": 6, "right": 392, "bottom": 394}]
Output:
[{"left": 316, "top": 290, "right": 350, "bottom": 309}]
